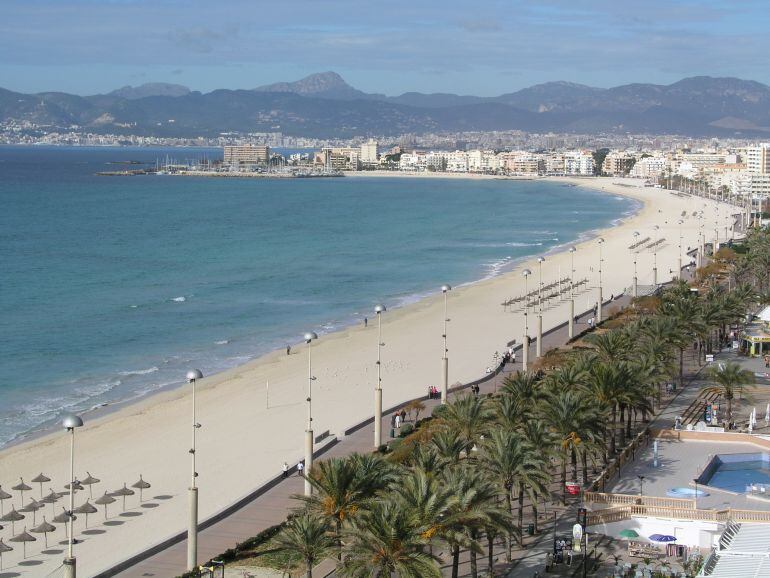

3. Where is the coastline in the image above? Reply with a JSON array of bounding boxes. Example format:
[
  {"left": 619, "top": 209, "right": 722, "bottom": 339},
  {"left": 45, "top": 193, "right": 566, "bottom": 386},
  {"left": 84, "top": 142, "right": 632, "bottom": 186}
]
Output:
[{"left": 0, "top": 176, "right": 737, "bottom": 576}]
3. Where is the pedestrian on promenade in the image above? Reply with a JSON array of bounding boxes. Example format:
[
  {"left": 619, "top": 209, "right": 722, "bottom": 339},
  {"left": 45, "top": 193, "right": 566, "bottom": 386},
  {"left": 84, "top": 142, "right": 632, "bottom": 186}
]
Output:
[
  {"left": 395, "top": 414, "right": 401, "bottom": 429},
  {"left": 400, "top": 409, "right": 406, "bottom": 423},
  {"left": 364, "top": 317, "right": 368, "bottom": 327},
  {"left": 282, "top": 462, "right": 289, "bottom": 478},
  {"left": 286, "top": 344, "right": 291, "bottom": 355},
  {"left": 391, "top": 414, "right": 397, "bottom": 428},
  {"left": 512, "top": 352, "right": 516, "bottom": 363},
  {"left": 297, "top": 461, "right": 304, "bottom": 476},
  {"left": 588, "top": 318, "right": 594, "bottom": 328}
]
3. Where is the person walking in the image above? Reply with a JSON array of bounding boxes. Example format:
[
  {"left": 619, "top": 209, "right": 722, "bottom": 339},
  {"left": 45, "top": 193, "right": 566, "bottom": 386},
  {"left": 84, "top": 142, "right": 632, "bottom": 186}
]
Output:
[
  {"left": 364, "top": 317, "right": 368, "bottom": 328},
  {"left": 282, "top": 462, "right": 289, "bottom": 479},
  {"left": 286, "top": 344, "right": 291, "bottom": 356},
  {"left": 394, "top": 413, "right": 401, "bottom": 429},
  {"left": 297, "top": 461, "right": 304, "bottom": 477},
  {"left": 400, "top": 409, "right": 406, "bottom": 423}
]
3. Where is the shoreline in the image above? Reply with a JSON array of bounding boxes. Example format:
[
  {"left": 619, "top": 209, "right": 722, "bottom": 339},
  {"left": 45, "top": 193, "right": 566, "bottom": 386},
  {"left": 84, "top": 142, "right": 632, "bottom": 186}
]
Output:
[
  {"left": 0, "top": 176, "right": 739, "bottom": 576},
  {"left": 0, "top": 175, "right": 635, "bottom": 451}
]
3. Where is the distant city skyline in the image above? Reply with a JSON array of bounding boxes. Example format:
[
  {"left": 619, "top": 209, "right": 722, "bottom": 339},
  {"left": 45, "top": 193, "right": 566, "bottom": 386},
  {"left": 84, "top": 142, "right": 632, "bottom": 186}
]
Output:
[{"left": 2, "top": 0, "right": 769, "bottom": 96}]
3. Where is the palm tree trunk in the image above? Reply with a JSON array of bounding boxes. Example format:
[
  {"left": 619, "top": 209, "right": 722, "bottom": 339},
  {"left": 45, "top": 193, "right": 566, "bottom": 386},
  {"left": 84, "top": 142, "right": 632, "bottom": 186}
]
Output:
[
  {"left": 518, "top": 483, "right": 525, "bottom": 543},
  {"left": 561, "top": 452, "right": 567, "bottom": 504},
  {"left": 610, "top": 405, "right": 617, "bottom": 455},
  {"left": 336, "top": 519, "right": 342, "bottom": 560},
  {"left": 619, "top": 405, "right": 626, "bottom": 446},
  {"left": 487, "top": 534, "right": 495, "bottom": 576},
  {"left": 581, "top": 449, "right": 588, "bottom": 484},
  {"left": 571, "top": 447, "right": 578, "bottom": 481},
  {"left": 470, "top": 535, "right": 478, "bottom": 578},
  {"left": 532, "top": 500, "right": 539, "bottom": 534},
  {"left": 626, "top": 406, "right": 632, "bottom": 438},
  {"left": 504, "top": 493, "right": 512, "bottom": 561},
  {"left": 679, "top": 347, "right": 685, "bottom": 388},
  {"left": 306, "top": 559, "right": 313, "bottom": 578},
  {"left": 452, "top": 544, "right": 460, "bottom": 578}
]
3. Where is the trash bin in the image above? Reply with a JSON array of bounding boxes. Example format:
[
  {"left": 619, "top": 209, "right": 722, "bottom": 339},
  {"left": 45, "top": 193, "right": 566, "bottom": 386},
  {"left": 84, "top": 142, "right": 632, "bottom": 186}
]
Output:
[
  {"left": 527, "top": 523, "right": 535, "bottom": 536},
  {"left": 389, "top": 428, "right": 395, "bottom": 438}
]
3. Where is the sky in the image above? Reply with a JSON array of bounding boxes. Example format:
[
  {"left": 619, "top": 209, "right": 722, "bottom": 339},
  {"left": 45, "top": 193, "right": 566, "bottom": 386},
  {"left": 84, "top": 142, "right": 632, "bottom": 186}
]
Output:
[{"left": 1, "top": 0, "right": 769, "bottom": 96}]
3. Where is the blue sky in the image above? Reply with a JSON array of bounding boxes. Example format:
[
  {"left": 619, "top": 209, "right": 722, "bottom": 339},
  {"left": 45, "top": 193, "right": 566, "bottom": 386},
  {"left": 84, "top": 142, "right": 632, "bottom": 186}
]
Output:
[{"left": 2, "top": 0, "right": 769, "bottom": 95}]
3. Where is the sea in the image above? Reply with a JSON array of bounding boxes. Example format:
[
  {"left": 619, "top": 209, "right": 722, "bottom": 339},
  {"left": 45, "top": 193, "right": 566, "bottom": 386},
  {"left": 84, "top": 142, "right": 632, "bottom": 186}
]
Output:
[{"left": 0, "top": 146, "right": 638, "bottom": 446}]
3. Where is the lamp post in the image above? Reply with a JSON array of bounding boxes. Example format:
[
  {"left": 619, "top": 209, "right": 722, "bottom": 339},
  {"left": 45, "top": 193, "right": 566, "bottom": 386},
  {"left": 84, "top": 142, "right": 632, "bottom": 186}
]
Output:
[
  {"left": 596, "top": 238, "right": 605, "bottom": 324},
  {"left": 652, "top": 225, "right": 660, "bottom": 285},
  {"left": 303, "top": 331, "right": 318, "bottom": 496},
  {"left": 693, "top": 479, "right": 699, "bottom": 509},
  {"left": 536, "top": 257, "right": 545, "bottom": 358},
  {"left": 440, "top": 285, "right": 451, "bottom": 404},
  {"left": 186, "top": 368, "right": 203, "bottom": 572},
  {"left": 62, "top": 414, "right": 83, "bottom": 578},
  {"left": 677, "top": 219, "right": 684, "bottom": 278},
  {"left": 373, "top": 304, "right": 386, "bottom": 449},
  {"left": 568, "top": 247, "right": 576, "bottom": 339},
  {"left": 638, "top": 475, "right": 645, "bottom": 498},
  {"left": 522, "top": 269, "right": 531, "bottom": 371},
  {"left": 632, "top": 231, "right": 640, "bottom": 298}
]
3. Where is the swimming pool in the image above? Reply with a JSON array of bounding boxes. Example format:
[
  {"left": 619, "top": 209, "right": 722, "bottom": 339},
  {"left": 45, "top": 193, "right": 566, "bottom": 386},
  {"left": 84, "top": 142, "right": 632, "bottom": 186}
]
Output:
[
  {"left": 666, "top": 487, "right": 709, "bottom": 498},
  {"left": 697, "top": 452, "right": 770, "bottom": 494}
]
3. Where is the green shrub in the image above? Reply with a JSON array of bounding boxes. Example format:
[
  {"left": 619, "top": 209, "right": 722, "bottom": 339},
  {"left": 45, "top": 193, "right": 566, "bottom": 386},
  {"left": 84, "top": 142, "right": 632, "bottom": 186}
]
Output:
[
  {"left": 431, "top": 404, "right": 448, "bottom": 419},
  {"left": 399, "top": 423, "right": 414, "bottom": 437}
]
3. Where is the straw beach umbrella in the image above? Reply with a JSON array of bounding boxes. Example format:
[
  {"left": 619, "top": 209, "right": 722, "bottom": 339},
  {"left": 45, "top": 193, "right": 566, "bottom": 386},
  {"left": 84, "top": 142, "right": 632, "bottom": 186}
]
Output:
[
  {"left": 20, "top": 498, "right": 43, "bottom": 526},
  {"left": 132, "top": 475, "right": 151, "bottom": 503},
  {"left": 30, "top": 473, "right": 51, "bottom": 499},
  {"left": 31, "top": 517, "right": 56, "bottom": 548},
  {"left": 0, "top": 538, "right": 12, "bottom": 570},
  {"left": 95, "top": 492, "right": 116, "bottom": 520},
  {"left": 111, "top": 484, "right": 134, "bottom": 512},
  {"left": 10, "top": 527, "right": 36, "bottom": 558},
  {"left": 74, "top": 500, "right": 97, "bottom": 528},
  {"left": 0, "top": 507, "right": 24, "bottom": 534},
  {"left": 41, "top": 489, "right": 60, "bottom": 516},
  {"left": 0, "top": 486, "right": 11, "bottom": 516},
  {"left": 12, "top": 478, "right": 31, "bottom": 508},
  {"left": 52, "top": 507, "right": 72, "bottom": 541},
  {"left": 81, "top": 472, "right": 100, "bottom": 499}
]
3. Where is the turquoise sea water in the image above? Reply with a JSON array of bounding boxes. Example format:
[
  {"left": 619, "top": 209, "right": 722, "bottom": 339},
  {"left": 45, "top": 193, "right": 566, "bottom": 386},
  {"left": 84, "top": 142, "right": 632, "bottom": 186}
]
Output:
[{"left": 0, "top": 146, "right": 636, "bottom": 446}]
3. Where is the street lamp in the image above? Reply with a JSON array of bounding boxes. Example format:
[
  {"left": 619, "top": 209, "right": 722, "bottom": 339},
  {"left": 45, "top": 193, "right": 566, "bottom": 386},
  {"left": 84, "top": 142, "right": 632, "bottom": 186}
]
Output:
[
  {"left": 632, "top": 231, "right": 640, "bottom": 298},
  {"left": 597, "top": 238, "right": 605, "bottom": 323},
  {"left": 568, "top": 247, "right": 576, "bottom": 339},
  {"left": 186, "top": 368, "right": 203, "bottom": 572},
  {"left": 373, "top": 304, "right": 386, "bottom": 449},
  {"left": 522, "top": 269, "right": 531, "bottom": 371},
  {"left": 303, "top": 331, "right": 318, "bottom": 496},
  {"left": 652, "top": 225, "right": 660, "bottom": 285},
  {"left": 536, "top": 257, "right": 545, "bottom": 357},
  {"left": 637, "top": 475, "right": 645, "bottom": 498},
  {"left": 440, "top": 285, "right": 451, "bottom": 405},
  {"left": 677, "top": 219, "right": 684, "bottom": 278},
  {"left": 62, "top": 414, "right": 83, "bottom": 578}
]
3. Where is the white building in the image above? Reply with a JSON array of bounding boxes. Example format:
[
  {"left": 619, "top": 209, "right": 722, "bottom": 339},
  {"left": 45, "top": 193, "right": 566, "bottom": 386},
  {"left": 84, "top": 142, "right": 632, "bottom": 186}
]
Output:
[
  {"left": 564, "top": 151, "right": 595, "bottom": 176},
  {"left": 360, "top": 139, "right": 378, "bottom": 165},
  {"left": 446, "top": 151, "right": 469, "bottom": 173},
  {"left": 630, "top": 156, "right": 667, "bottom": 179},
  {"left": 743, "top": 143, "right": 770, "bottom": 174}
]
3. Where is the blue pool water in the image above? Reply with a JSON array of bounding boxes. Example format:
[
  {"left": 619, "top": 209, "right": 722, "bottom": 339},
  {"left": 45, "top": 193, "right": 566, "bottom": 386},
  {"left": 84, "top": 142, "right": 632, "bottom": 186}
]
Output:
[
  {"left": 0, "top": 145, "right": 636, "bottom": 446},
  {"left": 666, "top": 487, "right": 709, "bottom": 498},
  {"left": 698, "top": 453, "right": 770, "bottom": 493}
]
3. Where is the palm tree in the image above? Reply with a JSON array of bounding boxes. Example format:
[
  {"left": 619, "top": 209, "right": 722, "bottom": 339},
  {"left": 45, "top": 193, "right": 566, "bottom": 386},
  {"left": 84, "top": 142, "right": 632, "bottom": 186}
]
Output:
[
  {"left": 267, "top": 510, "right": 334, "bottom": 578},
  {"left": 584, "top": 361, "right": 630, "bottom": 458},
  {"left": 438, "top": 394, "right": 492, "bottom": 455},
  {"left": 338, "top": 500, "right": 441, "bottom": 578},
  {"left": 704, "top": 362, "right": 755, "bottom": 422}
]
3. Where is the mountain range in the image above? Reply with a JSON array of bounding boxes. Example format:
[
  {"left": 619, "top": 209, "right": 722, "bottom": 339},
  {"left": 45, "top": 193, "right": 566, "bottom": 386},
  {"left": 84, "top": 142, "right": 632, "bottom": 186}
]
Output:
[{"left": 2, "top": 72, "right": 770, "bottom": 138}]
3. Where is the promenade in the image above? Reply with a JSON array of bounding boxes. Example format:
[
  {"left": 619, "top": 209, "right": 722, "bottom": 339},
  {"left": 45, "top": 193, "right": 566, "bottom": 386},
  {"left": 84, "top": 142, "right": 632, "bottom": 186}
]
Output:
[{"left": 111, "top": 295, "right": 628, "bottom": 578}]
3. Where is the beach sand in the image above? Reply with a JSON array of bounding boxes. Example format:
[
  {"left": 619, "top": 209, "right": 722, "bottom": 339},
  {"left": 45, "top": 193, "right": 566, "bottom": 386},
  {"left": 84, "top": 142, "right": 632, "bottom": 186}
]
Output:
[{"left": 0, "top": 177, "right": 738, "bottom": 576}]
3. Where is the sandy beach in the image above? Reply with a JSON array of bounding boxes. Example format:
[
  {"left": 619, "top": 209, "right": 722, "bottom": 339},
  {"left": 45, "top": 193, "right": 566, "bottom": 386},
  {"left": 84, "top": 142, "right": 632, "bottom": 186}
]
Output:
[{"left": 0, "top": 177, "right": 738, "bottom": 576}]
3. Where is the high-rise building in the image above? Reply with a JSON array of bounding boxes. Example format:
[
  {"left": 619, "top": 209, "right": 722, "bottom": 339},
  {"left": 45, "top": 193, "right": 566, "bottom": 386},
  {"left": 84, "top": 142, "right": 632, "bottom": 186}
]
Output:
[
  {"left": 744, "top": 144, "right": 770, "bottom": 174},
  {"left": 360, "top": 139, "right": 378, "bottom": 164},
  {"left": 223, "top": 145, "right": 270, "bottom": 168}
]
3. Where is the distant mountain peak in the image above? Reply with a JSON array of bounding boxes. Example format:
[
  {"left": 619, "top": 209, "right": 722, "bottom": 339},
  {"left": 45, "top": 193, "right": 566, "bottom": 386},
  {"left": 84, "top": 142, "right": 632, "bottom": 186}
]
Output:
[
  {"left": 108, "top": 83, "right": 190, "bottom": 99},
  {"left": 253, "top": 71, "right": 377, "bottom": 100}
]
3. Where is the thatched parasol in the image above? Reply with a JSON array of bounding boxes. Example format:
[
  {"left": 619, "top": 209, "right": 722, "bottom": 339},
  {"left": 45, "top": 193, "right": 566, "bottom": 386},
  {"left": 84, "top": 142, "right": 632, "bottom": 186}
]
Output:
[
  {"left": 0, "top": 486, "right": 11, "bottom": 516},
  {"left": 74, "top": 500, "right": 97, "bottom": 528},
  {"left": 41, "top": 488, "right": 61, "bottom": 516},
  {"left": 132, "top": 475, "right": 151, "bottom": 502},
  {"left": 10, "top": 527, "right": 36, "bottom": 558},
  {"left": 31, "top": 517, "right": 56, "bottom": 548},
  {"left": 20, "top": 498, "right": 43, "bottom": 526},
  {"left": 0, "top": 538, "right": 12, "bottom": 570},
  {"left": 0, "top": 506, "right": 25, "bottom": 534},
  {"left": 12, "top": 478, "right": 31, "bottom": 509},
  {"left": 52, "top": 507, "right": 73, "bottom": 540},
  {"left": 30, "top": 473, "right": 51, "bottom": 499},
  {"left": 94, "top": 491, "right": 116, "bottom": 520},
  {"left": 111, "top": 484, "right": 135, "bottom": 511},
  {"left": 81, "top": 472, "right": 100, "bottom": 499}
]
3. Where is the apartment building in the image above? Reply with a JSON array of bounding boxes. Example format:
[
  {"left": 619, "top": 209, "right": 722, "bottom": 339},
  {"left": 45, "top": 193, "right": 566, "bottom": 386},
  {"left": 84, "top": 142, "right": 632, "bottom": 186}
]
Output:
[
  {"left": 743, "top": 144, "right": 770, "bottom": 174},
  {"left": 223, "top": 144, "right": 270, "bottom": 168},
  {"left": 564, "top": 151, "right": 595, "bottom": 176},
  {"left": 630, "top": 156, "right": 667, "bottom": 179},
  {"left": 601, "top": 152, "right": 636, "bottom": 176},
  {"left": 360, "top": 139, "right": 378, "bottom": 165}
]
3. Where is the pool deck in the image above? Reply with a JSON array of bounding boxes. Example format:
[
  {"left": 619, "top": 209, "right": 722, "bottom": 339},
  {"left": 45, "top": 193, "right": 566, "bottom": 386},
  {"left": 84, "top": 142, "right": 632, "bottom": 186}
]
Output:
[{"left": 604, "top": 437, "right": 770, "bottom": 511}]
